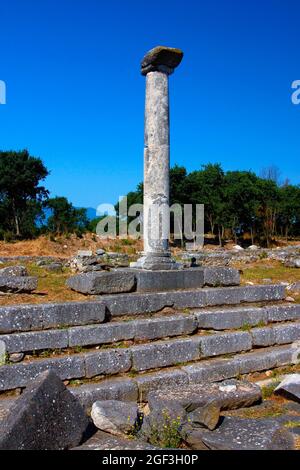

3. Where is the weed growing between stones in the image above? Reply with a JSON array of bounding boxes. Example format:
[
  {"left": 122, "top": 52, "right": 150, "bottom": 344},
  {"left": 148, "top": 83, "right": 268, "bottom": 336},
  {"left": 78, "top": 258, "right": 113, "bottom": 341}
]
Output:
[
  {"left": 284, "top": 421, "right": 300, "bottom": 429},
  {"left": 241, "top": 323, "right": 252, "bottom": 332},
  {"left": 261, "top": 381, "right": 279, "bottom": 399},
  {"left": 147, "top": 409, "right": 182, "bottom": 448}
]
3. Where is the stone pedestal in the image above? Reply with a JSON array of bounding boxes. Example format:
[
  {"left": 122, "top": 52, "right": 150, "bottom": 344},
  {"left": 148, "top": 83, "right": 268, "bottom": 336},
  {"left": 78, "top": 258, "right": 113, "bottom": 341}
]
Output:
[{"left": 134, "top": 46, "right": 183, "bottom": 270}]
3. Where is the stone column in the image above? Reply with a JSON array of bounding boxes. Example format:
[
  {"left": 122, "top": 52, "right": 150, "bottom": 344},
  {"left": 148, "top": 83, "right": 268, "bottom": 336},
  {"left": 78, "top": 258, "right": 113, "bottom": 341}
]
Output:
[{"left": 135, "top": 46, "right": 183, "bottom": 270}]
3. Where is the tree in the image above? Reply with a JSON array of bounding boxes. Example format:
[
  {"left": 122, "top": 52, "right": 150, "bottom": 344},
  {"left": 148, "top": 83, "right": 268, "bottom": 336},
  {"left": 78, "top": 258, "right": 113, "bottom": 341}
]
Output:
[
  {"left": 170, "top": 165, "right": 188, "bottom": 204},
  {"left": 278, "top": 185, "right": 300, "bottom": 240},
  {"left": 256, "top": 178, "right": 280, "bottom": 247},
  {"left": 260, "top": 165, "right": 281, "bottom": 185},
  {"left": 0, "top": 149, "right": 49, "bottom": 237},
  {"left": 46, "top": 197, "right": 88, "bottom": 235},
  {"left": 223, "top": 171, "right": 262, "bottom": 244},
  {"left": 185, "top": 163, "right": 225, "bottom": 237}
]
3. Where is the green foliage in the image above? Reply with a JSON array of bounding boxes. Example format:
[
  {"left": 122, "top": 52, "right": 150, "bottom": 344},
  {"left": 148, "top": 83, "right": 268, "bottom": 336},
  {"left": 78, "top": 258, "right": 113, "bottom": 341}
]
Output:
[
  {"left": 0, "top": 149, "right": 49, "bottom": 238},
  {"left": 46, "top": 196, "right": 88, "bottom": 235},
  {"left": 147, "top": 410, "right": 182, "bottom": 448},
  {"left": 119, "top": 163, "right": 300, "bottom": 246}
]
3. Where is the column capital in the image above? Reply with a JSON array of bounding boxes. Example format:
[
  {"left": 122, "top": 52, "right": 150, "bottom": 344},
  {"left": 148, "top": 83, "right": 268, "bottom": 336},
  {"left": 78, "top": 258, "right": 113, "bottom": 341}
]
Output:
[{"left": 141, "top": 46, "right": 183, "bottom": 76}]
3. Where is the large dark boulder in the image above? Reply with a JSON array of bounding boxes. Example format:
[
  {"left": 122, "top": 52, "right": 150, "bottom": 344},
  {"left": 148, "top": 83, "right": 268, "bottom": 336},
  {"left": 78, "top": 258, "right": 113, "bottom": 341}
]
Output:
[{"left": 0, "top": 370, "right": 89, "bottom": 450}]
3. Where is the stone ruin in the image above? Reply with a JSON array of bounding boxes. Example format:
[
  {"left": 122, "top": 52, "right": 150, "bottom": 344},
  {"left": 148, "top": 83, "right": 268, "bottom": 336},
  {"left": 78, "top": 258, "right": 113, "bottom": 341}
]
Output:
[{"left": 0, "top": 46, "right": 299, "bottom": 450}]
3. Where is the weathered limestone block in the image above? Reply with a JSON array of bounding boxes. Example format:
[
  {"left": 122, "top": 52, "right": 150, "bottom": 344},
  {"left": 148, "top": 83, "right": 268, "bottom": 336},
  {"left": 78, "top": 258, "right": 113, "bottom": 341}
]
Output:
[
  {"left": 68, "top": 322, "right": 136, "bottom": 347},
  {"left": 0, "top": 275, "right": 37, "bottom": 293},
  {"left": 1, "top": 329, "right": 69, "bottom": 353},
  {"left": 135, "top": 369, "right": 189, "bottom": 402},
  {"left": 182, "top": 357, "right": 240, "bottom": 384},
  {"left": 203, "top": 267, "right": 240, "bottom": 286},
  {"left": 0, "top": 265, "right": 28, "bottom": 276},
  {"left": 200, "top": 331, "right": 252, "bottom": 358},
  {"left": 84, "top": 349, "right": 132, "bottom": 378},
  {"left": 0, "top": 355, "right": 85, "bottom": 391},
  {"left": 0, "top": 370, "right": 89, "bottom": 450},
  {"left": 0, "top": 301, "right": 106, "bottom": 334},
  {"left": 267, "top": 304, "right": 300, "bottom": 322},
  {"left": 274, "top": 374, "right": 300, "bottom": 403},
  {"left": 66, "top": 271, "right": 136, "bottom": 295},
  {"left": 251, "top": 322, "right": 300, "bottom": 347},
  {"left": 71, "top": 378, "right": 138, "bottom": 410},
  {"left": 134, "top": 315, "right": 197, "bottom": 341},
  {"left": 148, "top": 379, "right": 262, "bottom": 412},
  {"left": 196, "top": 306, "right": 267, "bottom": 330},
  {"left": 131, "top": 337, "right": 201, "bottom": 371},
  {"left": 184, "top": 416, "right": 294, "bottom": 450},
  {"left": 133, "top": 268, "right": 205, "bottom": 291}
]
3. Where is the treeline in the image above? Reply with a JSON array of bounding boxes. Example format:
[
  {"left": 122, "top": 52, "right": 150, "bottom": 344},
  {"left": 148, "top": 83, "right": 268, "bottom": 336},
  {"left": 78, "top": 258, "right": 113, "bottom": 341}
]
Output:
[
  {"left": 1, "top": 151, "right": 299, "bottom": 247},
  {"left": 121, "top": 164, "right": 300, "bottom": 247},
  {"left": 0, "top": 150, "right": 91, "bottom": 240}
]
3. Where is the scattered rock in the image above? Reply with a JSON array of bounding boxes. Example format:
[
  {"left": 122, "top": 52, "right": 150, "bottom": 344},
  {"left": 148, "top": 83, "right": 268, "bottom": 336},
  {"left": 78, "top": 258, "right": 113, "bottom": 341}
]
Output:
[
  {"left": 248, "top": 245, "right": 259, "bottom": 250},
  {"left": 9, "top": 353, "right": 24, "bottom": 363},
  {"left": 286, "top": 296, "right": 296, "bottom": 303},
  {"left": 0, "top": 370, "right": 89, "bottom": 450},
  {"left": 36, "top": 260, "right": 47, "bottom": 267},
  {"left": 232, "top": 245, "right": 244, "bottom": 251},
  {"left": 80, "top": 264, "right": 106, "bottom": 273},
  {"left": 96, "top": 249, "right": 106, "bottom": 256},
  {"left": 66, "top": 271, "right": 136, "bottom": 295},
  {"left": 77, "top": 250, "right": 93, "bottom": 257},
  {"left": 44, "top": 262, "right": 63, "bottom": 272},
  {"left": 0, "top": 275, "right": 38, "bottom": 293},
  {"left": 0, "top": 265, "right": 28, "bottom": 277},
  {"left": 187, "top": 400, "right": 220, "bottom": 430},
  {"left": 262, "top": 278, "right": 272, "bottom": 283},
  {"left": 284, "top": 258, "right": 300, "bottom": 268},
  {"left": 91, "top": 400, "right": 139, "bottom": 437},
  {"left": 184, "top": 416, "right": 294, "bottom": 450},
  {"left": 274, "top": 374, "right": 300, "bottom": 403}
]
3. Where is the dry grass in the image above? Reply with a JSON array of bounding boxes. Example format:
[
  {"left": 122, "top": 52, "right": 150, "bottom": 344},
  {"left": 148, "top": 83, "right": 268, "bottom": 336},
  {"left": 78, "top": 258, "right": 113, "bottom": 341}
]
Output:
[
  {"left": 0, "top": 234, "right": 142, "bottom": 258},
  {"left": 234, "top": 259, "right": 300, "bottom": 303},
  {"left": 238, "top": 260, "right": 300, "bottom": 284},
  {"left": 0, "top": 262, "right": 88, "bottom": 305}
]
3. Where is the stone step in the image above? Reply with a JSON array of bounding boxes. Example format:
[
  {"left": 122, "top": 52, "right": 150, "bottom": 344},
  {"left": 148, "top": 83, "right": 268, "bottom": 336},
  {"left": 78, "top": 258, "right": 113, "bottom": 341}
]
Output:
[
  {"left": 70, "top": 344, "right": 299, "bottom": 408},
  {"left": 1, "top": 319, "right": 299, "bottom": 391},
  {"left": 1, "top": 344, "right": 298, "bottom": 412},
  {"left": 102, "top": 284, "right": 286, "bottom": 317},
  {"left": 1, "top": 304, "right": 299, "bottom": 354},
  {"left": 0, "top": 284, "right": 286, "bottom": 334}
]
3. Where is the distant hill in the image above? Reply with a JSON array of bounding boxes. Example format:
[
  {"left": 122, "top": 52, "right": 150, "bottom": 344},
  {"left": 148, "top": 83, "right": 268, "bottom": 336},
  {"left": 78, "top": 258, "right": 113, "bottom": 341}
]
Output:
[{"left": 84, "top": 207, "right": 97, "bottom": 220}]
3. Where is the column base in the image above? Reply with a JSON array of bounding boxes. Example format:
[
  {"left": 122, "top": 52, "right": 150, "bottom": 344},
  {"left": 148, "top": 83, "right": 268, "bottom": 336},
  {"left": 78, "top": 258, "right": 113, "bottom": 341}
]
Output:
[{"left": 130, "top": 252, "right": 179, "bottom": 270}]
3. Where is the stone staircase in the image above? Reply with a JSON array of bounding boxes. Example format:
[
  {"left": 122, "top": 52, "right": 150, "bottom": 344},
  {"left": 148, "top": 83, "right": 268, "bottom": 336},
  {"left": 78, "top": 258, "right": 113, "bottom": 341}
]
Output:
[{"left": 0, "top": 282, "right": 299, "bottom": 411}]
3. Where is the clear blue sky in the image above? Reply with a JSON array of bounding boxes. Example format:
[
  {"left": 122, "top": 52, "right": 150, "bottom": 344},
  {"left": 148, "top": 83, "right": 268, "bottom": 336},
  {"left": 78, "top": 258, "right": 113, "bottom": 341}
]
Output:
[{"left": 0, "top": 0, "right": 299, "bottom": 209}]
